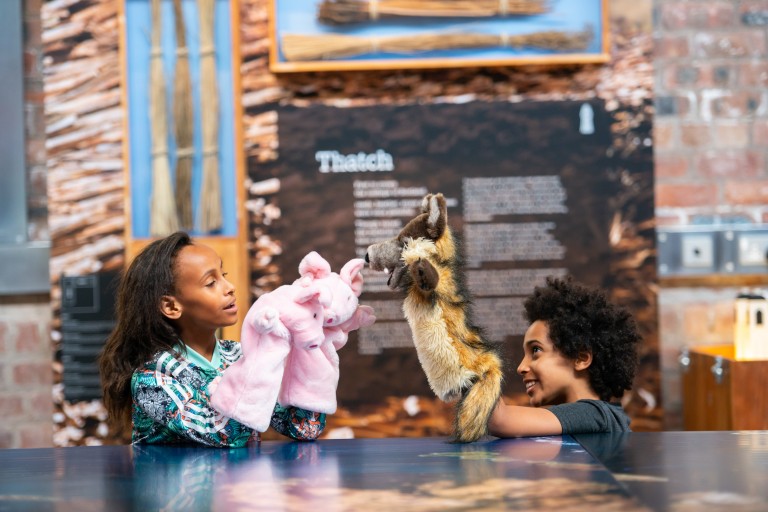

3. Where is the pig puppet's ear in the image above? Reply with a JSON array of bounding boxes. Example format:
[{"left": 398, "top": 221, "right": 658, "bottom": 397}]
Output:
[
  {"left": 339, "top": 258, "right": 365, "bottom": 297},
  {"left": 298, "top": 251, "right": 332, "bottom": 280}
]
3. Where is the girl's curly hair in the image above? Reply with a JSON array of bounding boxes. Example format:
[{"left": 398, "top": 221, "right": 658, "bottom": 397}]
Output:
[{"left": 523, "top": 276, "right": 641, "bottom": 401}]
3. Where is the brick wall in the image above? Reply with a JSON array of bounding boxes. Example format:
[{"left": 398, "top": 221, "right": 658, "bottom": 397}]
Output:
[
  {"left": 0, "top": 0, "right": 53, "bottom": 449},
  {"left": 655, "top": 0, "right": 768, "bottom": 429},
  {"left": 0, "top": 298, "right": 52, "bottom": 448},
  {"left": 655, "top": 0, "right": 768, "bottom": 224}
]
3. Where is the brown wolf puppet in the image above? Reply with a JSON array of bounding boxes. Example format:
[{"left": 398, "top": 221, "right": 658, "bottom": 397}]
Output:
[{"left": 365, "top": 193, "right": 503, "bottom": 442}]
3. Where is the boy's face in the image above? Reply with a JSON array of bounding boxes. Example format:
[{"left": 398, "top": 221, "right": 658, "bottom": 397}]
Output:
[{"left": 517, "top": 320, "right": 588, "bottom": 407}]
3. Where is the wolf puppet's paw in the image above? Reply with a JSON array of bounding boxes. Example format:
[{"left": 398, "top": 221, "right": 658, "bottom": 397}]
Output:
[{"left": 411, "top": 258, "right": 439, "bottom": 294}]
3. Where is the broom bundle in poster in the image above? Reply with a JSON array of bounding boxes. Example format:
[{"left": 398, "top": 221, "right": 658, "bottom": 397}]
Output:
[
  {"left": 281, "top": 28, "right": 592, "bottom": 62},
  {"left": 149, "top": 0, "right": 179, "bottom": 236},
  {"left": 197, "top": 0, "right": 223, "bottom": 232},
  {"left": 172, "top": 0, "right": 194, "bottom": 230},
  {"left": 317, "top": 0, "right": 550, "bottom": 25}
]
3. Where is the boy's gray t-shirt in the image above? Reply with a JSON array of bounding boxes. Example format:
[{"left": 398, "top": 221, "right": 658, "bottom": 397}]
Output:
[{"left": 548, "top": 399, "right": 631, "bottom": 434}]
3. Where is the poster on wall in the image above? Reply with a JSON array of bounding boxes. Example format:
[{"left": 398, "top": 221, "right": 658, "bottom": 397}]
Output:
[
  {"left": 269, "top": 0, "right": 609, "bottom": 72},
  {"left": 271, "top": 100, "right": 655, "bottom": 406}
]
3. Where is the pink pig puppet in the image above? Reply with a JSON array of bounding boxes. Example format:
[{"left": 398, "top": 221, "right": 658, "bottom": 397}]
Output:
[
  {"left": 210, "top": 277, "right": 330, "bottom": 432},
  {"left": 278, "top": 252, "right": 376, "bottom": 414}
]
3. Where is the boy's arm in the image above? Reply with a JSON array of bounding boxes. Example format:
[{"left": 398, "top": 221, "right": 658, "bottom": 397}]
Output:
[{"left": 487, "top": 398, "right": 563, "bottom": 438}]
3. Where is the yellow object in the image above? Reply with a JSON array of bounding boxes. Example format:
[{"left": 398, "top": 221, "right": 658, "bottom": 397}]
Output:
[{"left": 734, "top": 291, "right": 768, "bottom": 360}]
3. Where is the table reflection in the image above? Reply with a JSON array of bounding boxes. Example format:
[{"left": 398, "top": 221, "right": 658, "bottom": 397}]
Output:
[
  {"left": 132, "top": 442, "right": 335, "bottom": 511},
  {"left": 132, "top": 437, "right": 640, "bottom": 511}
]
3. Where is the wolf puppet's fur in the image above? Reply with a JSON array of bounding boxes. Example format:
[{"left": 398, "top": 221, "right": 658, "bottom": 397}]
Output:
[{"left": 365, "top": 193, "right": 503, "bottom": 442}]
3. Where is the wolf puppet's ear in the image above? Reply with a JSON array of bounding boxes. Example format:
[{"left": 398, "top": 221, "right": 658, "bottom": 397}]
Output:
[
  {"left": 398, "top": 193, "right": 448, "bottom": 243},
  {"left": 424, "top": 193, "right": 448, "bottom": 240}
]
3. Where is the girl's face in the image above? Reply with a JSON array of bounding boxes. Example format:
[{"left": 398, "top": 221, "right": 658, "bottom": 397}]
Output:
[
  {"left": 168, "top": 243, "right": 238, "bottom": 333},
  {"left": 517, "top": 320, "right": 586, "bottom": 407}
]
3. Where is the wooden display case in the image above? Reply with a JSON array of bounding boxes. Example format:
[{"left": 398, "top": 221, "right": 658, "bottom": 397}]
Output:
[
  {"left": 269, "top": 0, "right": 610, "bottom": 73},
  {"left": 681, "top": 344, "right": 768, "bottom": 430}
]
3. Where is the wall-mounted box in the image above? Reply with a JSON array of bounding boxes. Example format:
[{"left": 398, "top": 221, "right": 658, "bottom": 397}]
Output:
[
  {"left": 738, "top": 233, "right": 768, "bottom": 266},
  {"left": 721, "top": 229, "right": 768, "bottom": 274},
  {"left": 681, "top": 233, "right": 715, "bottom": 269},
  {"left": 658, "top": 229, "right": 718, "bottom": 276},
  {"left": 658, "top": 226, "right": 768, "bottom": 277}
]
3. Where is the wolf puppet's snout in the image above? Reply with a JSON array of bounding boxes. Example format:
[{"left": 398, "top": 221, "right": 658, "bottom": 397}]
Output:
[{"left": 365, "top": 240, "right": 404, "bottom": 273}]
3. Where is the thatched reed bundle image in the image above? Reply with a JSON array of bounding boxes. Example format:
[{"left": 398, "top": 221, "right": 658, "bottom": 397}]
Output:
[
  {"left": 281, "top": 28, "right": 592, "bottom": 62},
  {"left": 318, "top": 0, "right": 549, "bottom": 25},
  {"left": 172, "top": 0, "right": 194, "bottom": 230},
  {"left": 149, "top": 0, "right": 179, "bottom": 236},
  {"left": 197, "top": 0, "right": 223, "bottom": 232}
]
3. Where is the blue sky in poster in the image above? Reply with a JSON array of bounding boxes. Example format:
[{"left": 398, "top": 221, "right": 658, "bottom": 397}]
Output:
[
  {"left": 274, "top": 0, "right": 604, "bottom": 62},
  {"left": 125, "top": 0, "right": 236, "bottom": 238}
]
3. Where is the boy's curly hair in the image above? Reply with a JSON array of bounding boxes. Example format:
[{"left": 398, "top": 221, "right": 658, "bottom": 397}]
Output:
[{"left": 523, "top": 276, "right": 641, "bottom": 401}]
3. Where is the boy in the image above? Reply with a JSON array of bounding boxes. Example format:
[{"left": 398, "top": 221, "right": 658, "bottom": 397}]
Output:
[{"left": 488, "top": 276, "right": 641, "bottom": 437}]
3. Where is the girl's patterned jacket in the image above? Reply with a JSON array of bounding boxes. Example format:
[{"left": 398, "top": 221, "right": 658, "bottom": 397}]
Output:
[{"left": 131, "top": 339, "right": 326, "bottom": 447}]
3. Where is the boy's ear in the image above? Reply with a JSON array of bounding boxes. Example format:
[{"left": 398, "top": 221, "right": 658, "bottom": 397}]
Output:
[
  {"left": 160, "top": 295, "right": 182, "bottom": 320},
  {"left": 574, "top": 351, "right": 593, "bottom": 371}
]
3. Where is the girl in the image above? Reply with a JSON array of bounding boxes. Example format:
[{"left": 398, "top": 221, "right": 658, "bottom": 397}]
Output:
[
  {"left": 99, "top": 232, "right": 325, "bottom": 446},
  {"left": 488, "top": 276, "right": 641, "bottom": 437}
]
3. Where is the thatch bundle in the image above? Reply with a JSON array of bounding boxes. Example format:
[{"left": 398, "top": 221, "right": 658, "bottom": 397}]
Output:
[
  {"left": 197, "top": 0, "right": 223, "bottom": 232},
  {"left": 149, "top": 0, "right": 179, "bottom": 235},
  {"left": 172, "top": 0, "right": 194, "bottom": 230},
  {"left": 318, "top": 0, "right": 549, "bottom": 25},
  {"left": 281, "top": 28, "right": 592, "bottom": 62}
]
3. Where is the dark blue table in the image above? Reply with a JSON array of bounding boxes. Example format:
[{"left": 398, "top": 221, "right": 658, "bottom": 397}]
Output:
[
  {"left": 1, "top": 433, "right": 767, "bottom": 511},
  {"left": 0, "top": 436, "right": 641, "bottom": 511}
]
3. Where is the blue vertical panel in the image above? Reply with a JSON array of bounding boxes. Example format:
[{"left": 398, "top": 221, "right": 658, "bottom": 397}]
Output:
[
  {"left": 0, "top": 0, "right": 27, "bottom": 243},
  {"left": 125, "top": 0, "right": 237, "bottom": 237}
]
